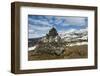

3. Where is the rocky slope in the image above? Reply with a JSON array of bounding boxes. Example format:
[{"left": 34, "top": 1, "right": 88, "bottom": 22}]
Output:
[{"left": 28, "top": 27, "right": 88, "bottom": 55}]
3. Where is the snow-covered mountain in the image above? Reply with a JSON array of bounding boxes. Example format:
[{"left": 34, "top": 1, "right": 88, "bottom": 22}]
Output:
[
  {"left": 28, "top": 28, "right": 88, "bottom": 51},
  {"left": 59, "top": 28, "right": 88, "bottom": 42}
]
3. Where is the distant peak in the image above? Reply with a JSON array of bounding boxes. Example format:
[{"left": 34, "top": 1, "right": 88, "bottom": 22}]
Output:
[{"left": 47, "top": 27, "right": 58, "bottom": 37}]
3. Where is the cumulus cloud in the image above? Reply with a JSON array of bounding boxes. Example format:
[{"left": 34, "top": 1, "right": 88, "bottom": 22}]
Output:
[
  {"left": 28, "top": 15, "right": 88, "bottom": 38},
  {"left": 59, "top": 27, "right": 87, "bottom": 34},
  {"left": 28, "top": 17, "right": 52, "bottom": 27},
  {"left": 59, "top": 17, "right": 87, "bottom": 26},
  {"left": 28, "top": 24, "right": 52, "bottom": 38}
]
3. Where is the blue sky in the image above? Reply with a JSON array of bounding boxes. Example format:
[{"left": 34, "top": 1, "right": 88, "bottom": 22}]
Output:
[{"left": 28, "top": 15, "right": 88, "bottom": 38}]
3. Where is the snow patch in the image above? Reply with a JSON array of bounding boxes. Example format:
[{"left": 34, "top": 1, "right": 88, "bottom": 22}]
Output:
[
  {"left": 28, "top": 45, "right": 37, "bottom": 51},
  {"left": 66, "top": 42, "right": 87, "bottom": 46}
]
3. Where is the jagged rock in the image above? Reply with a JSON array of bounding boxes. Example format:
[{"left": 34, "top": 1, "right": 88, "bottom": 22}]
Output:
[
  {"left": 47, "top": 27, "right": 58, "bottom": 37},
  {"left": 41, "top": 27, "right": 61, "bottom": 43},
  {"left": 32, "top": 27, "right": 65, "bottom": 56}
]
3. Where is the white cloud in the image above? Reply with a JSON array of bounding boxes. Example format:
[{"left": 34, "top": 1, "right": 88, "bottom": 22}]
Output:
[
  {"left": 28, "top": 24, "right": 51, "bottom": 31},
  {"left": 28, "top": 29, "right": 35, "bottom": 34},
  {"left": 28, "top": 17, "right": 52, "bottom": 27},
  {"left": 28, "top": 17, "right": 53, "bottom": 38},
  {"left": 58, "top": 29, "right": 76, "bottom": 34},
  {"left": 79, "top": 27, "right": 88, "bottom": 32},
  {"left": 59, "top": 27, "right": 87, "bottom": 34},
  {"left": 29, "top": 33, "right": 46, "bottom": 38},
  {"left": 28, "top": 16, "right": 87, "bottom": 38},
  {"left": 61, "top": 17, "right": 87, "bottom": 26},
  {"left": 28, "top": 24, "right": 52, "bottom": 38}
]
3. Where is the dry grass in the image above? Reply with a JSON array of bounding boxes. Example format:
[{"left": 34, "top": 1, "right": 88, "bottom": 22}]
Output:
[
  {"left": 63, "top": 45, "right": 88, "bottom": 59},
  {"left": 28, "top": 45, "right": 88, "bottom": 61}
]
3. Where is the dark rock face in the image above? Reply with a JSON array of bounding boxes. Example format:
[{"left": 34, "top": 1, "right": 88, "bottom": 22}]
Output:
[
  {"left": 41, "top": 27, "right": 61, "bottom": 43},
  {"left": 47, "top": 27, "right": 58, "bottom": 38},
  {"left": 33, "top": 27, "right": 65, "bottom": 56}
]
